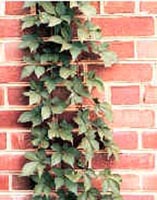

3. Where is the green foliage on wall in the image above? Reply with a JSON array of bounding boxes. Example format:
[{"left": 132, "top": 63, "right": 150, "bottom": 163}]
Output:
[{"left": 19, "top": 2, "right": 122, "bottom": 200}]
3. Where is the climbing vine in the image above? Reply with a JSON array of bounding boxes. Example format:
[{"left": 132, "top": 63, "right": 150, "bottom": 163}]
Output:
[{"left": 19, "top": 2, "right": 122, "bottom": 200}]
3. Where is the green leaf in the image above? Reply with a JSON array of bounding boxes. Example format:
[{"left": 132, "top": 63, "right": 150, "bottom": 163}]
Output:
[
  {"left": 20, "top": 34, "right": 41, "bottom": 52},
  {"left": 47, "top": 35, "right": 63, "bottom": 44},
  {"left": 65, "top": 179, "right": 78, "bottom": 195},
  {"left": 63, "top": 153, "right": 74, "bottom": 167},
  {"left": 18, "top": 111, "right": 32, "bottom": 123},
  {"left": 51, "top": 97, "right": 67, "bottom": 114},
  {"left": 45, "top": 79, "right": 56, "bottom": 94},
  {"left": 51, "top": 152, "right": 62, "bottom": 166},
  {"left": 39, "top": 2, "right": 55, "bottom": 14},
  {"left": 41, "top": 105, "right": 51, "bottom": 121},
  {"left": 77, "top": 27, "right": 89, "bottom": 43},
  {"left": 60, "top": 41, "right": 71, "bottom": 52},
  {"left": 60, "top": 131, "right": 73, "bottom": 142},
  {"left": 101, "top": 51, "right": 117, "bottom": 67},
  {"left": 95, "top": 101, "right": 113, "bottom": 122},
  {"left": 21, "top": 162, "right": 38, "bottom": 176},
  {"left": 79, "top": 3, "right": 96, "bottom": 18},
  {"left": 48, "top": 122, "right": 59, "bottom": 139},
  {"left": 70, "top": 2, "right": 78, "bottom": 8},
  {"left": 78, "top": 193, "right": 87, "bottom": 200},
  {"left": 23, "top": 2, "right": 36, "bottom": 8},
  {"left": 65, "top": 171, "right": 82, "bottom": 183},
  {"left": 86, "top": 71, "right": 104, "bottom": 92},
  {"left": 28, "top": 91, "right": 41, "bottom": 105},
  {"left": 22, "top": 16, "right": 38, "bottom": 30},
  {"left": 109, "top": 179, "right": 120, "bottom": 194},
  {"left": 21, "top": 65, "right": 35, "bottom": 79},
  {"left": 56, "top": 2, "right": 66, "bottom": 15},
  {"left": 37, "top": 164, "right": 45, "bottom": 178},
  {"left": 55, "top": 177, "right": 64, "bottom": 190},
  {"left": 34, "top": 67, "right": 45, "bottom": 78},
  {"left": 60, "top": 65, "right": 77, "bottom": 79},
  {"left": 49, "top": 16, "right": 62, "bottom": 27},
  {"left": 70, "top": 42, "right": 88, "bottom": 60},
  {"left": 25, "top": 152, "right": 38, "bottom": 161}
]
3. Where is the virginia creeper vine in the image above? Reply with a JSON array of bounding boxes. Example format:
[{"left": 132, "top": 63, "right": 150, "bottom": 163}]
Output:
[{"left": 19, "top": 2, "right": 122, "bottom": 200}]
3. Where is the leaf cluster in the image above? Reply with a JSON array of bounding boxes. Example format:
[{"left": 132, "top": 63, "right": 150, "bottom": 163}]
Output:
[{"left": 19, "top": 2, "right": 122, "bottom": 200}]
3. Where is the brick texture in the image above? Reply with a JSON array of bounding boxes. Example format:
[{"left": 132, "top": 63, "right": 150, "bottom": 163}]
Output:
[
  {"left": 0, "top": 1, "right": 157, "bottom": 199},
  {"left": 104, "top": 1, "right": 135, "bottom": 14},
  {"left": 92, "top": 17, "right": 154, "bottom": 36}
]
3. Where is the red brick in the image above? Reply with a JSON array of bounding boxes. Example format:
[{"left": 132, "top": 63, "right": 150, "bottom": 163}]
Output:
[
  {"left": 12, "top": 175, "right": 32, "bottom": 190},
  {"left": 5, "top": 42, "right": 23, "bottom": 61},
  {"left": 5, "top": 2, "right": 29, "bottom": 15},
  {"left": 0, "top": 19, "right": 21, "bottom": 37},
  {"left": 121, "top": 174, "right": 140, "bottom": 190},
  {"left": 113, "top": 131, "right": 138, "bottom": 150},
  {"left": 140, "top": 2, "right": 157, "bottom": 14},
  {"left": 0, "top": 155, "right": 25, "bottom": 170},
  {"left": 109, "top": 41, "right": 134, "bottom": 59},
  {"left": 0, "top": 66, "right": 22, "bottom": 83},
  {"left": 113, "top": 110, "right": 154, "bottom": 128},
  {"left": 0, "top": 133, "right": 6, "bottom": 150},
  {"left": 123, "top": 195, "right": 154, "bottom": 200},
  {"left": 137, "top": 40, "right": 157, "bottom": 58},
  {"left": 0, "top": 175, "right": 9, "bottom": 190},
  {"left": 89, "top": 64, "right": 152, "bottom": 82},
  {"left": 104, "top": 1, "right": 134, "bottom": 14},
  {"left": 8, "top": 87, "right": 28, "bottom": 105},
  {"left": 11, "top": 133, "right": 32, "bottom": 150},
  {"left": 92, "top": 153, "right": 155, "bottom": 169},
  {"left": 0, "top": 195, "right": 31, "bottom": 200},
  {"left": 111, "top": 86, "right": 140, "bottom": 105},
  {"left": 142, "top": 174, "right": 157, "bottom": 190},
  {"left": 0, "top": 111, "right": 27, "bottom": 128},
  {"left": 144, "top": 86, "right": 157, "bottom": 104},
  {"left": 0, "top": 88, "right": 4, "bottom": 105},
  {"left": 142, "top": 132, "right": 157, "bottom": 149},
  {"left": 92, "top": 17, "right": 154, "bottom": 36}
]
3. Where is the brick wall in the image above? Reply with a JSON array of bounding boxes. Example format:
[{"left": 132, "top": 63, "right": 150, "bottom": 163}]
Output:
[{"left": 0, "top": 1, "right": 157, "bottom": 200}]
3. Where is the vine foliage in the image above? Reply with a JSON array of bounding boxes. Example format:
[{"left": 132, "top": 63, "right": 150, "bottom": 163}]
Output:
[{"left": 19, "top": 2, "right": 122, "bottom": 200}]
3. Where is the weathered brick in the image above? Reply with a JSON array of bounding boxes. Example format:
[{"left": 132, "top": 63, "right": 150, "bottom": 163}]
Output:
[
  {"left": 0, "top": 88, "right": 4, "bottom": 105},
  {"left": 0, "top": 175, "right": 9, "bottom": 190},
  {"left": 113, "top": 131, "right": 138, "bottom": 150},
  {"left": 11, "top": 133, "right": 32, "bottom": 150},
  {"left": 0, "top": 66, "right": 22, "bottom": 83},
  {"left": 0, "top": 111, "right": 27, "bottom": 128},
  {"left": 92, "top": 17, "right": 154, "bottom": 36},
  {"left": 92, "top": 153, "right": 155, "bottom": 169},
  {"left": 144, "top": 86, "right": 157, "bottom": 104},
  {"left": 104, "top": 1, "right": 135, "bottom": 14},
  {"left": 89, "top": 64, "right": 152, "bottom": 82},
  {"left": 5, "top": 2, "right": 29, "bottom": 15},
  {"left": 5, "top": 42, "right": 23, "bottom": 61},
  {"left": 111, "top": 86, "right": 140, "bottom": 105},
  {"left": 113, "top": 110, "right": 154, "bottom": 128},
  {"left": 0, "top": 19, "right": 21, "bottom": 37},
  {"left": 137, "top": 40, "right": 157, "bottom": 58},
  {"left": 140, "top": 1, "right": 157, "bottom": 14},
  {"left": 123, "top": 195, "right": 154, "bottom": 200},
  {"left": 8, "top": 87, "right": 28, "bottom": 105},
  {"left": 142, "top": 174, "right": 157, "bottom": 190},
  {"left": 109, "top": 41, "right": 134, "bottom": 59},
  {"left": 12, "top": 175, "right": 33, "bottom": 190},
  {"left": 0, "top": 155, "right": 25, "bottom": 170},
  {"left": 0, "top": 133, "right": 6, "bottom": 149},
  {"left": 142, "top": 132, "right": 157, "bottom": 149},
  {"left": 121, "top": 174, "right": 140, "bottom": 190}
]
